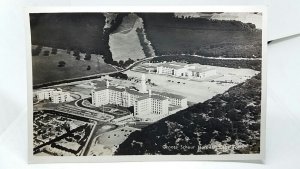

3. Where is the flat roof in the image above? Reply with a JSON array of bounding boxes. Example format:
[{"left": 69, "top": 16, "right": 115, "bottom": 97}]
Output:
[
  {"left": 94, "top": 86, "right": 123, "bottom": 92},
  {"left": 94, "top": 86, "right": 108, "bottom": 92},
  {"left": 37, "top": 89, "right": 55, "bottom": 92},
  {"left": 94, "top": 86, "right": 147, "bottom": 96},
  {"left": 158, "top": 62, "right": 187, "bottom": 70},
  {"left": 136, "top": 94, "right": 168, "bottom": 101},
  {"left": 136, "top": 96, "right": 151, "bottom": 101},
  {"left": 188, "top": 67, "right": 214, "bottom": 73},
  {"left": 126, "top": 89, "right": 146, "bottom": 96},
  {"left": 153, "top": 91, "right": 186, "bottom": 100},
  {"left": 150, "top": 95, "right": 168, "bottom": 101}
]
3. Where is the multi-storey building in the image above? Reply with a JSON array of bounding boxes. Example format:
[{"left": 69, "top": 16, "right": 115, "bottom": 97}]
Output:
[
  {"left": 156, "top": 62, "right": 217, "bottom": 79},
  {"left": 91, "top": 74, "right": 188, "bottom": 122},
  {"left": 154, "top": 92, "right": 188, "bottom": 109},
  {"left": 35, "top": 88, "right": 71, "bottom": 103},
  {"left": 134, "top": 94, "right": 169, "bottom": 122}
]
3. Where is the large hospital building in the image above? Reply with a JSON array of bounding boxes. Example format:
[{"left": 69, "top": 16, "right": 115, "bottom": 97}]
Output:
[
  {"left": 156, "top": 62, "right": 217, "bottom": 79},
  {"left": 91, "top": 74, "right": 188, "bottom": 122}
]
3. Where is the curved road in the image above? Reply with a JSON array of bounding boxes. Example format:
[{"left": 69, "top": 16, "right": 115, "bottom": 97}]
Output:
[
  {"left": 33, "top": 56, "right": 156, "bottom": 89},
  {"left": 33, "top": 54, "right": 260, "bottom": 89}
]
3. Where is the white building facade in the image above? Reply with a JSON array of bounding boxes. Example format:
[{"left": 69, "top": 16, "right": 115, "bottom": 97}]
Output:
[
  {"left": 156, "top": 62, "right": 217, "bottom": 79},
  {"left": 35, "top": 88, "right": 71, "bottom": 103},
  {"left": 91, "top": 74, "right": 189, "bottom": 122}
]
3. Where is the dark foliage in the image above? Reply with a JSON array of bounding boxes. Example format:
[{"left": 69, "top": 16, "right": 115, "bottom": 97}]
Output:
[
  {"left": 51, "top": 48, "right": 57, "bottom": 54},
  {"left": 137, "top": 13, "right": 261, "bottom": 58},
  {"left": 32, "top": 45, "right": 42, "bottom": 56},
  {"left": 30, "top": 13, "right": 106, "bottom": 54},
  {"left": 136, "top": 28, "right": 154, "bottom": 58},
  {"left": 84, "top": 53, "right": 92, "bottom": 60},
  {"left": 57, "top": 61, "right": 66, "bottom": 67},
  {"left": 151, "top": 55, "right": 261, "bottom": 71},
  {"left": 108, "top": 72, "right": 128, "bottom": 80},
  {"left": 43, "top": 50, "right": 49, "bottom": 56},
  {"left": 117, "top": 58, "right": 135, "bottom": 68},
  {"left": 115, "top": 74, "right": 261, "bottom": 155}
]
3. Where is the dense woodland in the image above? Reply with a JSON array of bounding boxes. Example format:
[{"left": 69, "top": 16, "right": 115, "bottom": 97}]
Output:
[
  {"left": 30, "top": 13, "right": 262, "bottom": 66},
  {"left": 115, "top": 74, "right": 261, "bottom": 155},
  {"left": 30, "top": 13, "right": 128, "bottom": 65},
  {"left": 151, "top": 55, "right": 261, "bottom": 71},
  {"left": 138, "top": 13, "right": 262, "bottom": 58},
  {"left": 30, "top": 13, "right": 106, "bottom": 54}
]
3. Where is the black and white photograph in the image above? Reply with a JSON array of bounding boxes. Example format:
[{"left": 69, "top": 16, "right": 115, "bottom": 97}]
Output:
[{"left": 27, "top": 7, "right": 266, "bottom": 162}]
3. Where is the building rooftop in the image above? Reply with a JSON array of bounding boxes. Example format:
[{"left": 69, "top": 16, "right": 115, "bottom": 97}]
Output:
[
  {"left": 37, "top": 89, "right": 55, "bottom": 92},
  {"left": 136, "top": 94, "right": 168, "bottom": 101},
  {"left": 188, "top": 67, "right": 214, "bottom": 73},
  {"left": 136, "top": 95, "right": 151, "bottom": 101},
  {"left": 52, "top": 91, "right": 69, "bottom": 96},
  {"left": 94, "top": 86, "right": 108, "bottom": 92},
  {"left": 153, "top": 91, "right": 186, "bottom": 100},
  {"left": 158, "top": 62, "right": 188, "bottom": 70},
  {"left": 150, "top": 95, "right": 168, "bottom": 101},
  {"left": 126, "top": 88, "right": 146, "bottom": 96},
  {"left": 94, "top": 86, "right": 148, "bottom": 97},
  {"left": 109, "top": 86, "right": 125, "bottom": 92}
]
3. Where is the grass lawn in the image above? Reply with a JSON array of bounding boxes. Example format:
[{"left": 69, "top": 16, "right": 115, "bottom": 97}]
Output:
[
  {"left": 32, "top": 46, "right": 116, "bottom": 85},
  {"left": 109, "top": 14, "right": 146, "bottom": 61}
]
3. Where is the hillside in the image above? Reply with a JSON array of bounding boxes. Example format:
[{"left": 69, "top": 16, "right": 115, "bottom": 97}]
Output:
[
  {"left": 30, "top": 13, "right": 106, "bottom": 54},
  {"left": 138, "top": 13, "right": 262, "bottom": 58},
  {"left": 115, "top": 74, "right": 261, "bottom": 155},
  {"left": 175, "top": 12, "right": 262, "bottom": 29}
]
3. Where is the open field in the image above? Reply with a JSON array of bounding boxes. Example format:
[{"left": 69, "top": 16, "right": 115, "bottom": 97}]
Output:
[
  {"left": 123, "top": 63, "right": 258, "bottom": 103},
  {"left": 109, "top": 14, "right": 146, "bottom": 61},
  {"left": 32, "top": 46, "right": 116, "bottom": 85},
  {"left": 88, "top": 126, "right": 139, "bottom": 155}
]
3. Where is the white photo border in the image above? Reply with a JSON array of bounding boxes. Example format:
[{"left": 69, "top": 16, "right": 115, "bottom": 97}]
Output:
[{"left": 25, "top": 5, "right": 267, "bottom": 163}]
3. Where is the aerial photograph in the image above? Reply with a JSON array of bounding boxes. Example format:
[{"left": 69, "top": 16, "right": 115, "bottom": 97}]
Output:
[{"left": 30, "top": 12, "right": 263, "bottom": 156}]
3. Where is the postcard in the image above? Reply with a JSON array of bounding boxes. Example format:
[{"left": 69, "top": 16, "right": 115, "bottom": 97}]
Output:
[{"left": 26, "top": 6, "right": 266, "bottom": 163}]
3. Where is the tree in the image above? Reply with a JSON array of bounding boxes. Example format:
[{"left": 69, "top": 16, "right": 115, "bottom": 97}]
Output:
[
  {"left": 75, "top": 55, "right": 80, "bottom": 60},
  {"left": 43, "top": 50, "right": 50, "bottom": 56},
  {"left": 87, "top": 65, "right": 91, "bottom": 70},
  {"left": 73, "top": 50, "right": 80, "bottom": 57},
  {"left": 124, "top": 58, "right": 135, "bottom": 67},
  {"left": 51, "top": 48, "right": 57, "bottom": 55},
  {"left": 66, "top": 48, "right": 71, "bottom": 54},
  {"left": 84, "top": 53, "right": 92, "bottom": 60},
  {"left": 58, "top": 61, "right": 66, "bottom": 67},
  {"left": 119, "top": 60, "right": 124, "bottom": 66},
  {"left": 32, "top": 46, "right": 42, "bottom": 56}
]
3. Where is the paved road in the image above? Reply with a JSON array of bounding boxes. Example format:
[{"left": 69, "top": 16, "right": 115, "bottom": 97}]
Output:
[{"left": 33, "top": 56, "right": 156, "bottom": 89}]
